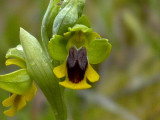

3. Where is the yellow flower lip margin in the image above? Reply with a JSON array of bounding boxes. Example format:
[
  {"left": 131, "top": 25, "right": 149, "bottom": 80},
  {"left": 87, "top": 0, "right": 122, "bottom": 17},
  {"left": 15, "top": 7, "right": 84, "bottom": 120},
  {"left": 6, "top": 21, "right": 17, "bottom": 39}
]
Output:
[
  {"left": 53, "top": 47, "right": 100, "bottom": 90},
  {"left": 0, "top": 45, "right": 37, "bottom": 116}
]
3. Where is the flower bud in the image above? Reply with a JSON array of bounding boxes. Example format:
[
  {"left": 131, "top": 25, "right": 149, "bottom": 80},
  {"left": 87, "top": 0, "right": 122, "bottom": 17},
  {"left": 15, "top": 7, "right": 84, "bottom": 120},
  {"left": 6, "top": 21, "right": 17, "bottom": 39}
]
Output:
[{"left": 53, "top": 0, "right": 85, "bottom": 35}]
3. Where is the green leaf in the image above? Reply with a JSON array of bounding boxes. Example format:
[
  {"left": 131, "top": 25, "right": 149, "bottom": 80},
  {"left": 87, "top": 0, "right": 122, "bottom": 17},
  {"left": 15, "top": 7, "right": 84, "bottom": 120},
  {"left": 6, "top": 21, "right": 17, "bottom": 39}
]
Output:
[
  {"left": 88, "top": 39, "right": 112, "bottom": 64},
  {"left": 6, "top": 45, "right": 25, "bottom": 61},
  {"left": 48, "top": 35, "right": 67, "bottom": 61},
  {"left": 0, "top": 69, "right": 32, "bottom": 94},
  {"left": 77, "top": 15, "right": 91, "bottom": 28}
]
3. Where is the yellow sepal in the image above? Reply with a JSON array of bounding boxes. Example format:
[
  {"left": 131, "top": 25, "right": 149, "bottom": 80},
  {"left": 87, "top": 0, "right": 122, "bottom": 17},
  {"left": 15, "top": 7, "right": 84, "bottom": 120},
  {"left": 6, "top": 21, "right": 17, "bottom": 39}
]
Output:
[
  {"left": 2, "top": 94, "right": 26, "bottom": 116},
  {"left": 2, "top": 83, "right": 37, "bottom": 116},
  {"left": 2, "top": 94, "right": 17, "bottom": 107}
]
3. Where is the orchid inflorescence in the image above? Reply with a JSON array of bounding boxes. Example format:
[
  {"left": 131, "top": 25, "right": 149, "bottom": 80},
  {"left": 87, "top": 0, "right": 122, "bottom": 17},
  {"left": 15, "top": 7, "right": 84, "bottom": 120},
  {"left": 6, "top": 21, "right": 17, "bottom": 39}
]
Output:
[{"left": 0, "top": 0, "right": 111, "bottom": 119}]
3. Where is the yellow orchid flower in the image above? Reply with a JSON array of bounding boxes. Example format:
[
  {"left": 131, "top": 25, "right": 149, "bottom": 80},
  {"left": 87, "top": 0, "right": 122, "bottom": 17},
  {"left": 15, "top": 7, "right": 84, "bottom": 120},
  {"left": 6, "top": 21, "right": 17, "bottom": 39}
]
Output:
[
  {"left": 2, "top": 83, "right": 37, "bottom": 116},
  {"left": 0, "top": 45, "right": 37, "bottom": 116},
  {"left": 48, "top": 24, "right": 111, "bottom": 89}
]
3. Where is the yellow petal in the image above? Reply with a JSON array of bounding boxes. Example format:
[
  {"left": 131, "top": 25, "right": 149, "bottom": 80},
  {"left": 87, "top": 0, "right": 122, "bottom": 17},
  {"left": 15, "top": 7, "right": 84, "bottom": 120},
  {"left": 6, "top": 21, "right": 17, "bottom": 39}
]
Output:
[
  {"left": 4, "top": 106, "right": 16, "bottom": 117},
  {"left": 6, "top": 59, "right": 26, "bottom": 68},
  {"left": 59, "top": 77, "right": 91, "bottom": 90},
  {"left": 3, "top": 95, "right": 26, "bottom": 117},
  {"left": 15, "top": 95, "right": 26, "bottom": 111},
  {"left": 2, "top": 94, "right": 17, "bottom": 107},
  {"left": 53, "top": 62, "right": 66, "bottom": 78},
  {"left": 24, "top": 83, "right": 37, "bottom": 101},
  {"left": 2, "top": 82, "right": 37, "bottom": 117},
  {"left": 86, "top": 64, "right": 100, "bottom": 82}
]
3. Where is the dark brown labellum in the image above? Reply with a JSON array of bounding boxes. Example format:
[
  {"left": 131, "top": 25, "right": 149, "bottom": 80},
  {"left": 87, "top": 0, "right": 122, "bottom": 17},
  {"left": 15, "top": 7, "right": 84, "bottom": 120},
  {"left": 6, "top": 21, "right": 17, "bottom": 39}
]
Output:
[
  {"left": 67, "top": 47, "right": 88, "bottom": 83},
  {"left": 9, "top": 93, "right": 13, "bottom": 96}
]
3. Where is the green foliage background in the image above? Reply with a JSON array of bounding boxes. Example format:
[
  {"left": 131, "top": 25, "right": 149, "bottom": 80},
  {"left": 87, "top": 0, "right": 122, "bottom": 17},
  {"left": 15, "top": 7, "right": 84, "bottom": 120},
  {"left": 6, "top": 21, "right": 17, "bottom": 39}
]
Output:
[{"left": 0, "top": 0, "right": 160, "bottom": 120}]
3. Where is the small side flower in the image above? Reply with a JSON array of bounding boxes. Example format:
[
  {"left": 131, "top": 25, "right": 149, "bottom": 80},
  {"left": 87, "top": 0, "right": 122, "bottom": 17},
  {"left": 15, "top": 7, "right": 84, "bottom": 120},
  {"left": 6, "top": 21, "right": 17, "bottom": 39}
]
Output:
[
  {"left": 0, "top": 45, "right": 37, "bottom": 116},
  {"left": 2, "top": 83, "right": 37, "bottom": 116}
]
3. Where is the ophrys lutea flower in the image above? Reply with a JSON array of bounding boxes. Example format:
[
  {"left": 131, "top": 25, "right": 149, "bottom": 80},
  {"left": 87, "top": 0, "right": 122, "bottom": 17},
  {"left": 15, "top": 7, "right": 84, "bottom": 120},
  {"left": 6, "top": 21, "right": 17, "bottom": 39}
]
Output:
[
  {"left": 49, "top": 24, "right": 112, "bottom": 89},
  {"left": 0, "top": 45, "right": 37, "bottom": 116}
]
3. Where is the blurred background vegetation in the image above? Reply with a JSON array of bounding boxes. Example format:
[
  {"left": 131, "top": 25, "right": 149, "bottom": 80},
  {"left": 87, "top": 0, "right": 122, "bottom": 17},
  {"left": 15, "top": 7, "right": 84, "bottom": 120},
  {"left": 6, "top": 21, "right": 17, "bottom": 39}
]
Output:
[{"left": 0, "top": 0, "right": 160, "bottom": 120}]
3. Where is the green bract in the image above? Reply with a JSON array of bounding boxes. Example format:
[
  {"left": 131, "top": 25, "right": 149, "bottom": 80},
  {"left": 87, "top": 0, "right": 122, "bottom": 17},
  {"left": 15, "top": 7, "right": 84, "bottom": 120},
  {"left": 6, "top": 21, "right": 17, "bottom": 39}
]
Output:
[
  {"left": 48, "top": 24, "right": 112, "bottom": 64},
  {"left": 41, "top": 0, "right": 61, "bottom": 55},
  {"left": 20, "top": 28, "right": 67, "bottom": 120}
]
